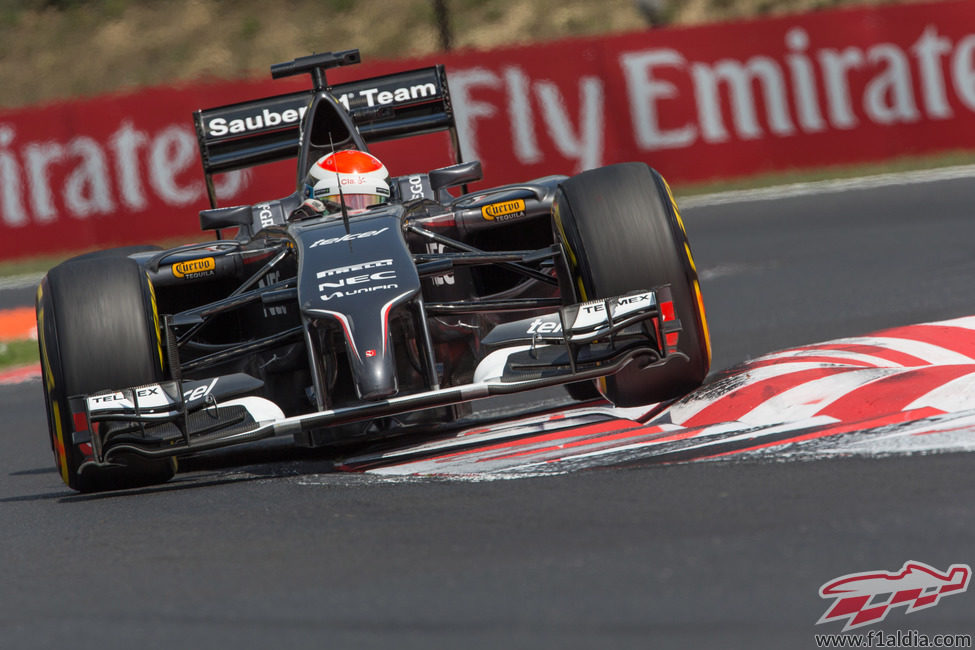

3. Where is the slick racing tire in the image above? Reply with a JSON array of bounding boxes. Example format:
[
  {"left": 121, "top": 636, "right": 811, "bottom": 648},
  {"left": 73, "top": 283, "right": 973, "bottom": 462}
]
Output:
[
  {"left": 36, "top": 256, "right": 175, "bottom": 492},
  {"left": 553, "top": 162, "right": 711, "bottom": 407}
]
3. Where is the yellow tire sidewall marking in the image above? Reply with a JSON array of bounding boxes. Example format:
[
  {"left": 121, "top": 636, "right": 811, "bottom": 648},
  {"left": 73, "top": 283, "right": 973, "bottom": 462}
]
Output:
[
  {"left": 147, "top": 274, "right": 164, "bottom": 372},
  {"left": 665, "top": 174, "right": 712, "bottom": 366},
  {"left": 36, "top": 282, "right": 70, "bottom": 484}
]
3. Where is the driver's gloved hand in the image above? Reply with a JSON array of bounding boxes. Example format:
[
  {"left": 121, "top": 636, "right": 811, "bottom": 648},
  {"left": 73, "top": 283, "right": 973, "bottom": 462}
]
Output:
[{"left": 289, "top": 198, "right": 327, "bottom": 221}]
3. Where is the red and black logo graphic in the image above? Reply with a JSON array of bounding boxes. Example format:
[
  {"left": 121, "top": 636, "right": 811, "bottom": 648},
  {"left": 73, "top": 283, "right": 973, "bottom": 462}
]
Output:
[{"left": 818, "top": 561, "right": 970, "bottom": 631}]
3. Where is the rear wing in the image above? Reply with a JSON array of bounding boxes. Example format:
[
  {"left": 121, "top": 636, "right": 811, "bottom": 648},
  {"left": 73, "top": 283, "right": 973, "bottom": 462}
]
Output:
[{"left": 194, "top": 57, "right": 462, "bottom": 208}]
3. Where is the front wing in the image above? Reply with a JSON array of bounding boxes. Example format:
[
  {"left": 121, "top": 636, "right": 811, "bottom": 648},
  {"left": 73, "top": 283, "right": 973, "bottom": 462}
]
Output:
[{"left": 67, "top": 290, "right": 683, "bottom": 472}]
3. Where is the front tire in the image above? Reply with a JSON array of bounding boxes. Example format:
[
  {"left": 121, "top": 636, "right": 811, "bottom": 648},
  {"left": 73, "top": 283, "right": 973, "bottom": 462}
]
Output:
[
  {"left": 36, "top": 256, "right": 175, "bottom": 492},
  {"left": 553, "top": 162, "right": 711, "bottom": 406}
]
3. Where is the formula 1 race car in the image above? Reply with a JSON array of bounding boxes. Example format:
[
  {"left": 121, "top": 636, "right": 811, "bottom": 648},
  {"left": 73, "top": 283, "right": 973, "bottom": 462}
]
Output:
[{"left": 36, "top": 49, "right": 711, "bottom": 492}]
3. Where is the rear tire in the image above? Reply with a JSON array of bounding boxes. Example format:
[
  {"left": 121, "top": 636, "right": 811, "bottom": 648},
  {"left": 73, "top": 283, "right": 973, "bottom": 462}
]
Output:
[
  {"left": 36, "top": 256, "right": 175, "bottom": 492},
  {"left": 553, "top": 162, "right": 711, "bottom": 406}
]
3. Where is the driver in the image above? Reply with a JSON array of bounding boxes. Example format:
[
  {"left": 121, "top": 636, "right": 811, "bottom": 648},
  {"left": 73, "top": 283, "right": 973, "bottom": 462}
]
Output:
[{"left": 291, "top": 149, "right": 390, "bottom": 220}]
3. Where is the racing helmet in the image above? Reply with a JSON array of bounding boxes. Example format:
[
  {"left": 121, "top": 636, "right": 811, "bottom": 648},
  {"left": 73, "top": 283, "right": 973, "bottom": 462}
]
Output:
[{"left": 304, "top": 150, "right": 390, "bottom": 212}]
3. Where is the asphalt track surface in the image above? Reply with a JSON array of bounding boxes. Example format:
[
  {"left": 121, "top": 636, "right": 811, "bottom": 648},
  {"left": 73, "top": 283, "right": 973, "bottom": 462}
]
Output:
[{"left": 3, "top": 175, "right": 975, "bottom": 649}]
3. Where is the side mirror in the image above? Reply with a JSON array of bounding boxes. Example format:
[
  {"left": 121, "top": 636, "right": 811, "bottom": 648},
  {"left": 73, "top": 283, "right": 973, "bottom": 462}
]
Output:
[
  {"left": 429, "top": 161, "right": 483, "bottom": 193},
  {"left": 200, "top": 205, "right": 252, "bottom": 231}
]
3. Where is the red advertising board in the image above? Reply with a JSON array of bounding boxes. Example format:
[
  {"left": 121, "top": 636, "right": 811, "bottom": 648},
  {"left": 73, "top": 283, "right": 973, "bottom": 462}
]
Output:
[{"left": 1, "top": 0, "right": 974, "bottom": 259}]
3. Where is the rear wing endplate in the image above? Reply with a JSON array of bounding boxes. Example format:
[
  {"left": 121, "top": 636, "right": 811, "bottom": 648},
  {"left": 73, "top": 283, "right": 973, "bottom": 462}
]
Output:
[{"left": 194, "top": 64, "right": 461, "bottom": 207}]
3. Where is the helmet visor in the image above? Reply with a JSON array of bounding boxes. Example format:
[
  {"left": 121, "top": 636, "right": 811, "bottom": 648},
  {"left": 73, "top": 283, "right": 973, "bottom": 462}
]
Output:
[{"left": 326, "top": 194, "right": 385, "bottom": 211}]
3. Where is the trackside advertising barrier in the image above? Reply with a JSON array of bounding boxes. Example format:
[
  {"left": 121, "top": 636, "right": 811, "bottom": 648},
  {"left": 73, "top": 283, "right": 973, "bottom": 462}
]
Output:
[{"left": 1, "top": 0, "right": 974, "bottom": 259}]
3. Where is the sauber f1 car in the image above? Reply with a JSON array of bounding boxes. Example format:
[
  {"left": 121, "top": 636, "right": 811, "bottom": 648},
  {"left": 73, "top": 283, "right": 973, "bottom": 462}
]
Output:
[{"left": 36, "top": 50, "right": 712, "bottom": 492}]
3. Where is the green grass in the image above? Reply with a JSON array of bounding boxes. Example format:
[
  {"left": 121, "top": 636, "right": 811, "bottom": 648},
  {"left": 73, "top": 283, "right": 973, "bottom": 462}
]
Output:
[
  {"left": 0, "top": 253, "right": 70, "bottom": 278},
  {"left": 0, "top": 340, "right": 38, "bottom": 371},
  {"left": 0, "top": 235, "right": 201, "bottom": 278}
]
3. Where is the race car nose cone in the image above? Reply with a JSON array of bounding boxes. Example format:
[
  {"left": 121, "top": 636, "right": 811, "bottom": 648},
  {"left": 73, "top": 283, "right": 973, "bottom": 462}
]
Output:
[
  {"left": 351, "top": 350, "right": 400, "bottom": 402},
  {"left": 358, "top": 386, "right": 398, "bottom": 401}
]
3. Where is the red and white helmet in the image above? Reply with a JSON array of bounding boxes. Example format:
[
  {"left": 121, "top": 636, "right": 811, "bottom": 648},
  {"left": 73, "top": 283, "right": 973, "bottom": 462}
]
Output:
[{"left": 304, "top": 150, "right": 390, "bottom": 212}]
